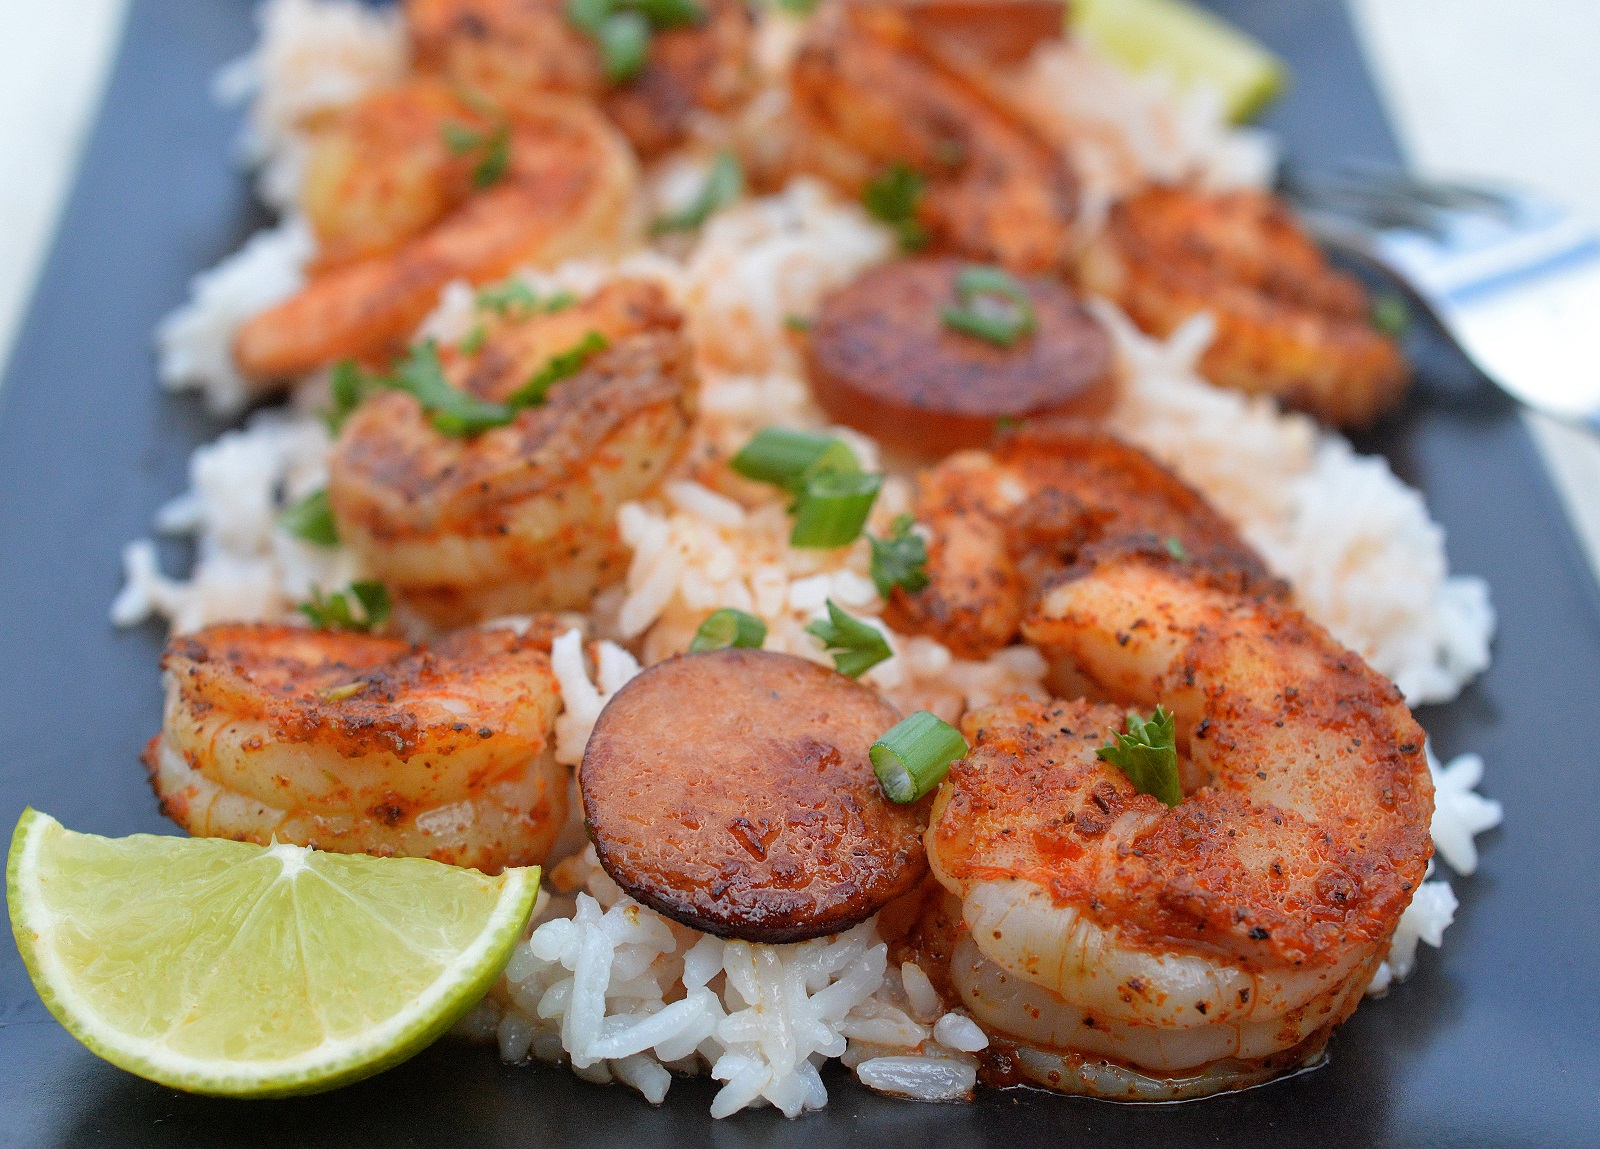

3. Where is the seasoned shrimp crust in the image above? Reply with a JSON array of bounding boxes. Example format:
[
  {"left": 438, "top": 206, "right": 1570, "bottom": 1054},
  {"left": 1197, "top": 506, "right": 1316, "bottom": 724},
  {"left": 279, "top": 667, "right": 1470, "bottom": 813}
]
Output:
[
  {"left": 1079, "top": 186, "right": 1408, "bottom": 428},
  {"left": 923, "top": 554, "right": 1433, "bottom": 1089},
  {"left": 886, "top": 422, "right": 1281, "bottom": 659},
  {"left": 146, "top": 622, "right": 568, "bottom": 873},
  {"left": 328, "top": 281, "right": 697, "bottom": 627}
]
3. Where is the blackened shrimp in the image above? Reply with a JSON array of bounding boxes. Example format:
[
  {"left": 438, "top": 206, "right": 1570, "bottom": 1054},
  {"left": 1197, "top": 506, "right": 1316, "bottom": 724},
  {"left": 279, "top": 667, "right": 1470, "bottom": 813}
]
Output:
[
  {"left": 884, "top": 422, "right": 1279, "bottom": 659},
  {"left": 234, "top": 93, "right": 638, "bottom": 386},
  {"left": 326, "top": 280, "right": 696, "bottom": 628},
  {"left": 406, "top": 0, "right": 755, "bottom": 159},
  {"left": 145, "top": 620, "right": 569, "bottom": 873},
  {"left": 920, "top": 553, "right": 1433, "bottom": 1097},
  {"left": 790, "top": 1, "right": 1078, "bottom": 271},
  {"left": 1078, "top": 185, "right": 1409, "bottom": 428}
]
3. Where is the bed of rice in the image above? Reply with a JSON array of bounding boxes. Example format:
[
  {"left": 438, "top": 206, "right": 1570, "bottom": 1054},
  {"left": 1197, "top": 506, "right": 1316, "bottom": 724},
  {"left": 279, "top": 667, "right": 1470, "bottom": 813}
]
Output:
[{"left": 114, "top": 0, "right": 1505, "bottom": 1116}]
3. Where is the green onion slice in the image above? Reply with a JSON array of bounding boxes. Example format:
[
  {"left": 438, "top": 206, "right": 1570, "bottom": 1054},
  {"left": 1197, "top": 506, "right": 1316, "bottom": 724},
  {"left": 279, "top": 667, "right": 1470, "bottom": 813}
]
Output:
[
  {"left": 476, "top": 280, "right": 539, "bottom": 315},
  {"left": 862, "top": 163, "right": 927, "bottom": 252},
  {"left": 324, "top": 359, "right": 377, "bottom": 433},
  {"left": 441, "top": 121, "right": 510, "bottom": 188},
  {"left": 1096, "top": 704, "right": 1182, "bottom": 807},
  {"left": 687, "top": 607, "right": 767, "bottom": 654},
  {"left": 504, "top": 330, "right": 609, "bottom": 408},
  {"left": 730, "top": 428, "right": 857, "bottom": 491},
  {"left": 1164, "top": 536, "right": 1188, "bottom": 561},
  {"left": 629, "top": 0, "right": 705, "bottom": 26},
  {"left": 298, "top": 580, "right": 391, "bottom": 633},
  {"left": 941, "top": 265, "right": 1037, "bottom": 348},
  {"left": 805, "top": 600, "right": 892, "bottom": 678},
  {"left": 869, "top": 513, "right": 929, "bottom": 597},
  {"left": 280, "top": 489, "right": 340, "bottom": 547},
  {"left": 596, "top": 10, "right": 651, "bottom": 81},
  {"left": 870, "top": 710, "right": 968, "bottom": 803},
  {"left": 790, "top": 469, "right": 882, "bottom": 548},
  {"left": 652, "top": 150, "right": 744, "bottom": 234}
]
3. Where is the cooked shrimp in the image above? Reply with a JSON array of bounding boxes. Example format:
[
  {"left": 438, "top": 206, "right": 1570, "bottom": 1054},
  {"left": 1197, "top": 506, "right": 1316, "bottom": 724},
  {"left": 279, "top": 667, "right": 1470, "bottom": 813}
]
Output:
[
  {"left": 920, "top": 552, "right": 1433, "bottom": 1097},
  {"left": 1078, "top": 185, "right": 1409, "bottom": 428},
  {"left": 234, "top": 94, "right": 639, "bottom": 385},
  {"left": 298, "top": 77, "right": 487, "bottom": 269},
  {"left": 406, "top": 0, "right": 755, "bottom": 159},
  {"left": 884, "top": 422, "right": 1279, "bottom": 660},
  {"left": 327, "top": 280, "right": 696, "bottom": 628},
  {"left": 144, "top": 620, "right": 570, "bottom": 873},
  {"left": 789, "top": 2, "right": 1078, "bottom": 271}
]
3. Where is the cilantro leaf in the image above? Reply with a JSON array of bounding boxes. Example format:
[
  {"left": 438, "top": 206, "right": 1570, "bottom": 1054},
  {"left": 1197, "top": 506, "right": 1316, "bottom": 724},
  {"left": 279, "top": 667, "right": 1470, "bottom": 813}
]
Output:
[
  {"left": 1096, "top": 705, "right": 1182, "bottom": 807},
  {"left": 869, "top": 514, "right": 929, "bottom": 597},
  {"left": 805, "top": 600, "right": 893, "bottom": 678}
]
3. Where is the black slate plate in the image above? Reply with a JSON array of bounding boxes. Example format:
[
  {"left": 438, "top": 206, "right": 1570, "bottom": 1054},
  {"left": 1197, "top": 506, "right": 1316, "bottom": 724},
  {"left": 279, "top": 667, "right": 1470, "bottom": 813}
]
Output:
[{"left": 2, "top": 2, "right": 1598, "bottom": 1146}]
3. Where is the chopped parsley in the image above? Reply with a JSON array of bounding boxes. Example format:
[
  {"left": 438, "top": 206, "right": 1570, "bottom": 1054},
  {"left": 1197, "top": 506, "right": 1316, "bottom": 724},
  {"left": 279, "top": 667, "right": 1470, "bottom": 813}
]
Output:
[
  {"left": 869, "top": 514, "right": 930, "bottom": 598},
  {"left": 862, "top": 163, "right": 927, "bottom": 252},
  {"left": 1096, "top": 705, "right": 1182, "bottom": 807},
  {"left": 652, "top": 150, "right": 744, "bottom": 235},
  {"left": 504, "top": 330, "right": 609, "bottom": 408},
  {"left": 442, "top": 120, "right": 511, "bottom": 189},
  {"left": 280, "top": 489, "right": 340, "bottom": 547},
  {"left": 298, "top": 581, "right": 391, "bottom": 633},
  {"left": 805, "top": 600, "right": 893, "bottom": 678}
]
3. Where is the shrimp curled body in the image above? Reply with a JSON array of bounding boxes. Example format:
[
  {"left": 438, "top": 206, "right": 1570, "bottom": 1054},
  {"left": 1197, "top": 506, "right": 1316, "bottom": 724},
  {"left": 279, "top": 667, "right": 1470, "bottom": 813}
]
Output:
[
  {"left": 145, "top": 622, "right": 568, "bottom": 873},
  {"left": 924, "top": 554, "right": 1433, "bottom": 1097}
]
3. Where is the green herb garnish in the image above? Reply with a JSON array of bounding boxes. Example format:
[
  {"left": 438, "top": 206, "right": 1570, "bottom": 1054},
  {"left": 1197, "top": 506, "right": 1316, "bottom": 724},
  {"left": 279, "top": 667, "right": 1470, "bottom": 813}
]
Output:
[
  {"left": 784, "top": 315, "right": 812, "bottom": 332},
  {"left": 280, "top": 489, "right": 340, "bottom": 547},
  {"left": 1096, "top": 705, "right": 1182, "bottom": 807},
  {"left": 652, "top": 150, "right": 744, "bottom": 235},
  {"left": 688, "top": 607, "right": 768, "bottom": 653},
  {"left": 442, "top": 120, "right": 511, "bottom": 189},
  {"left": 1371, "top": 290, "right": 1409, "bottom": 338},
  {"left": 805, "top": 600, "right": 892, "bottom": 678},
  {"left": 942, "top": 265, "right": 1036, "bottom": 348},
  {"left": 567, "top": 0, "right": 704, "bottom": 84},
  {"left": 790, "top": 469, "right": 883, "bottom": 548},
  {"left": 862, "top": 163, "right": 927, "bottom": 252},
  {"left": 325, "top": 359, "right": 379, "bottom": 433},
  {"left": 504, "top": 330, "right": 609, "bottom": 408},
  {"left": 458, "top": 323, "right": 488, "bottom": 355},
  {"left": 870, "top": 710, "right": 967, "bottom": 803},
  {"left": 475, "top": 279, "right": 539, "bottom": 316},
  {"left": 298, "top": 580, "right": 391, "bottom": 633},
  {"left": 869, "top": 514, "right": 929, "bottom": 597},
  {"left": 386, "top": 340, "right": 515, "bottom": 436},
  {"left": 730, "top": 428, "right": 856, "bottom": 492},
  {"left": 1164, "top": 536, "right": 1188, "bottom": 562}
]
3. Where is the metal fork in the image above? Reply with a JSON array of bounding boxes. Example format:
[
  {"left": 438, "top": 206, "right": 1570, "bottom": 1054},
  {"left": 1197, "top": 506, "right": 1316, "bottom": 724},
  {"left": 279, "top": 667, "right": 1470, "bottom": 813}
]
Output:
[{"left": 1284, "top": 164, "right": 1600, "bottom": 429}]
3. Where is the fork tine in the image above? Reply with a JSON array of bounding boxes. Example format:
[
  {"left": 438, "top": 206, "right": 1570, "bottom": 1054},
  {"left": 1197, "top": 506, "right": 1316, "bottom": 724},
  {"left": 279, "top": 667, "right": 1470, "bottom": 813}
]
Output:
[{"left": 1335, "top": 162, "right": 1521, "bottom": 220}]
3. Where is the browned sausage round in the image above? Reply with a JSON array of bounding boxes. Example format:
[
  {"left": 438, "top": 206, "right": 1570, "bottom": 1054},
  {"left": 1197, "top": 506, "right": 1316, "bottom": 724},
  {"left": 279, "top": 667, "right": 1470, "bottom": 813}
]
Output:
[
  {"left": 805, "top": 257, "right": 1116, "bottom": 457},
  {"left": 580, "top": 649, "right": 928, "bottom": 943}
]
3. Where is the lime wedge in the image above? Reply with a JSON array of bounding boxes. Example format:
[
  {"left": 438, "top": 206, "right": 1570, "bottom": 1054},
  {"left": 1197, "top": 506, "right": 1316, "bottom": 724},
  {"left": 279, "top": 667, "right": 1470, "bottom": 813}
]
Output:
[
  {"left": 1070, "top": 0, "right": 1288, "bottom": 122},
  {"left": 7, "top": 809, "right": 538, "bottom": 1097}
]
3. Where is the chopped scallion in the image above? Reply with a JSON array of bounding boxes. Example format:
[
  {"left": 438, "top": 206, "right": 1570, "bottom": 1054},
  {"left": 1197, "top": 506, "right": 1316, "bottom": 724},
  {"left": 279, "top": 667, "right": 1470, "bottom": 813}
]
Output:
[
  {"left": 1164, "top": 536, "right": 1188, "bottom": 561},
  {"left": 458, "top": 323, "right": 488, "bottom": 355},
  {"left": 386, "top": 340, "right": 515, "bottom": 436},
  {"left": 869, "top": 514, "right": 929, "bottom": 597},
  {"left": 805, "top": 600, "right": 892, "bottom": 678},
  {"left": 596, "top": 10, "right": 651, "bottom": 81},
  {"left": 941, "top": 265, "right": 1037, "bottom": 348},
  {"left": 730, "top": 428, "right": 856, "bottom": 492},
  {"left": 504, "top": 330, "right": 609, "bottom": 408},
  {"left": 790, "top": 469, "right": 882, "bottom": 548},
  {"left": 325, "top": 359, "right": 378, "bottom": 432},
  {"left": 475, "top": 280, "right": 539, "bottom": 316},
  {"left": 862, "top": 163, "right": 927, "bottom": 251},
  {"left": 688, "top": 607, "right": 767, "bottom": 653},
  {"left": 280, "top": 489, "right": 340, "bottom": 547},
  {"left": 298, "top": 580, "right": 391, "bottom": 633},
  {"left": 441, "top": 121, "right": 510, "bottom": 189},
  {"left": 1096, "top": 705, "right": 1182, "bottom": 807},
  {"left": 870, "top": 710, "right": 967, "bottom": 803},
  {"left": 652, "top": 150, "right": 744, "bottom": 234}
]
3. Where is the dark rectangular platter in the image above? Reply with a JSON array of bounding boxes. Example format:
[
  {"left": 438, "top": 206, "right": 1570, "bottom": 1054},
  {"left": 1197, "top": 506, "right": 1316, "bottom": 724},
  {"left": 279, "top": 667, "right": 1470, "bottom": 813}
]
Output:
[{"left": 2, "top": 1, "right": 1598, "bottom": 1146}]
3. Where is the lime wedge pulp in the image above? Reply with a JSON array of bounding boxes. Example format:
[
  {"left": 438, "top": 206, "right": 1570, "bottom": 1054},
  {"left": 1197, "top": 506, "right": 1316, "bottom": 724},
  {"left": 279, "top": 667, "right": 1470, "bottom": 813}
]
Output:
[
  {"left": 7, "top": 809, "right": 538, "bottom": 1097},
  {"left": 1071, "top": 0, "right": 1288, "bottom": 122}
]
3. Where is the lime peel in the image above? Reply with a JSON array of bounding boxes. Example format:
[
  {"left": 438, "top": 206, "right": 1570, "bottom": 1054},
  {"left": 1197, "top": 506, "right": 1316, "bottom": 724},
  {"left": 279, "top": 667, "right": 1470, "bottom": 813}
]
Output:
[{"left": 7, "top": 809, "right": 539, "bottom": 1098}]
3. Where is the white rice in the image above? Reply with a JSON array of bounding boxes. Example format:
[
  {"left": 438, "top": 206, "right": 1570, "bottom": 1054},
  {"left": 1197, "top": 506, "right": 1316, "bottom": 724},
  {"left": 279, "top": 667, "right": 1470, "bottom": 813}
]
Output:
[{"left": 461, "top": 844, "right": 983, "bottom": 1115}]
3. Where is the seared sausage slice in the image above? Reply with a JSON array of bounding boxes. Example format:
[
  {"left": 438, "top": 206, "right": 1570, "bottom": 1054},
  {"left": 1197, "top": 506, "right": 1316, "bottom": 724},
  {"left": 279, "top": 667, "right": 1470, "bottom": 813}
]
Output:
[
  {"left": 806, "top": 257, "right": 1116, "bottom": 457},
  {"left": 581, "top": 649, "right": 927, "bottom": 943}
]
